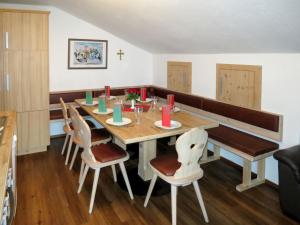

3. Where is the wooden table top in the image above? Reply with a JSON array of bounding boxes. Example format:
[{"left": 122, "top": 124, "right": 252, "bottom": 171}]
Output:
[{"left": 75, "top": 98, "right": 218, "bottom": 144}]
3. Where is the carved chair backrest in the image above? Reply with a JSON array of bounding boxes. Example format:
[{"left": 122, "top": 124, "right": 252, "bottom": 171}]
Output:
[
  {"left": 74, "top": 107, "right": 96, "bottom": 162},
  {"left": 60, "top": 98, "right": 71, "bottom": 131},
  {"left": 174, "top": 128, "right": 208, "bottom": 178}
]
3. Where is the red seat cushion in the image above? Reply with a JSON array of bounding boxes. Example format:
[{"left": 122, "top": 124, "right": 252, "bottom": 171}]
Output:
[
  {"left": 150, "top": 153, "right": 181, "bottom": 176},
  {"left": 92, "top": 143, "right": 127, "bottom": 163},
  {"left": 91, "top": 128, "right": 111, "bottom": 142},
  {"left": 207, "top": 125, "right": 279, "bottom": 157}
]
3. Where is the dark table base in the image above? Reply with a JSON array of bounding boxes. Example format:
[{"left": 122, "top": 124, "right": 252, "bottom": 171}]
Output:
[{"left": 117, "top": 167, "right": 170, "bottom": 196}]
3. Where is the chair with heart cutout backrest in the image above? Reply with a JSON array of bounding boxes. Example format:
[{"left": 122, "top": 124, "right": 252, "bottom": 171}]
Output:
[{"left": 144, "top": 127, "right": 209, "bottom": 225}]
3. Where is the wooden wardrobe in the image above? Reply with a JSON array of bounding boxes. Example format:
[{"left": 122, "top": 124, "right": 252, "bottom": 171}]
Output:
[{"left": 0, "top": 9, "right": 50, "bottom": 155}]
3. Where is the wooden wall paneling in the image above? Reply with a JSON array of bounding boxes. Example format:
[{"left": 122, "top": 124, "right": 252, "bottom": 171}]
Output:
[
  {"left": 167, "top": 61, "right": 192, "bottom": 94},
  {"left": 216, "top": 64, "right": 262, "bottom": 110},
  {"left": 22, "top": 13, "right": 48, "bottom": 51},
  {"left": 2, "top": 12, "right": 23, "bottom": 50},
  {"left": 16, "top": 110, "right": 50, "bottom": 155},
  {"left": 21, "top": 51, "right": 49, "bottom": 111}
]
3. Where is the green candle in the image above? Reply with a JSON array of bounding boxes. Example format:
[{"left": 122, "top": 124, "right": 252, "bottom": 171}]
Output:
[
  {"left": 98, "top": 96, "right": 107, "bottom": 112},
  {"left": 113, "top": 104, "right": 122, "bottom": 122},
  {"left": 85, "top": 91, "right": 93, "bottom": 104}
]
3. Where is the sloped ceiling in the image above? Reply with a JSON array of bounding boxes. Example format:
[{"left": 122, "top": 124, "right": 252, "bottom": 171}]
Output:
[{"left": 1, "top": 0, "right": 300, "bottom": 53}]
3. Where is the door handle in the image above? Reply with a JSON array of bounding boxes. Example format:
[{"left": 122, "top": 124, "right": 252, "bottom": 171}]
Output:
[
  {"left": 6, "top": 74, "right": 9, "bottom": 91},
  {"left": 5, "top": 32, "right": 9, "bottom": 49}
]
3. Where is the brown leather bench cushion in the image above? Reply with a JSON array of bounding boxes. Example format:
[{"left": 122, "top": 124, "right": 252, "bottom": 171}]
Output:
[
  {"left": 150, "top": 153, "right": 181, "bottom": 176},
  {"left": 207, "top": 125, "right": 279, "bottom": 157},
  {"left": 152, "top": 86, "right": 280, "bottom": 132}
]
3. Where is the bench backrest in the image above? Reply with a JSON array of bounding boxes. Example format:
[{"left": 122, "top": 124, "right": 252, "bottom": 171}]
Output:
[
  {"left": 49, "top": 85, "right": 282, "bottom": 141},
  {"left": 152, "top": 86, "right": 282, "bottom": 141}
]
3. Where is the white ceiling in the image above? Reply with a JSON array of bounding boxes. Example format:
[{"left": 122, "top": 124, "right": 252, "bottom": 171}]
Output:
[{"left": 1, "top": 0, "right": 300, "bottom": 53}]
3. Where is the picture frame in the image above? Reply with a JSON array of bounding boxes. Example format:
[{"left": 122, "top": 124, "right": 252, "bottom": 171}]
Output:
[{"left": 68, "top": 38, "right": 108, "bottom": 69}]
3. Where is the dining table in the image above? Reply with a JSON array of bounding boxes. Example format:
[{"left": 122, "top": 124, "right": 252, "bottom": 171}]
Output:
[{"left": 75, "top": 97, "right": 218, "bottom": 183}]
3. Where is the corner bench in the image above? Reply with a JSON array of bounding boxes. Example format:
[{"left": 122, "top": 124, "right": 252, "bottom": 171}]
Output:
[{"left": 152, "top": 86, "right": 282, "bottom": 192}]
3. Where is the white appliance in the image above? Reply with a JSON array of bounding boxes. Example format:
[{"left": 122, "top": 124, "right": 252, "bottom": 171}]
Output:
[{"left": 1, "top": 135, "right": 17, "bottom": 225}]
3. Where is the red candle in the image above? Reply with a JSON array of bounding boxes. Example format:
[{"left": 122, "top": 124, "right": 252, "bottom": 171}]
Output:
[
  {"left": 140, "top": 87, "right": 147, "bottom": 101},
  {"left": 162, "top": 105, "right": 171, "bottom": 127},
  {"left": 105, "top": 86, "right": 110, "bottom": 98},
  {"left": 167, "top": 94, "right": 175, "bottom": 108}
]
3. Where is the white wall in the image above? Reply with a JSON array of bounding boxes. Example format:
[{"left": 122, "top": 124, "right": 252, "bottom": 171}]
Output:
[
  {"left": 0, "top": 3, "right": 153, "bottom": 91},
  {"left": 153, "top": 53, "right": 300, "bottom": 184}
]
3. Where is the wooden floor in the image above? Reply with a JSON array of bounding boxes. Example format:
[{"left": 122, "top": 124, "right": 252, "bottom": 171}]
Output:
[{"left": 14, "top": 137, "right": 299, "bottom": 225}]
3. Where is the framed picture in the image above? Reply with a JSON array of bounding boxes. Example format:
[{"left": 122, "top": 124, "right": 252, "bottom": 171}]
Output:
[{"left": 68, "top": 38, "right": 108, "bottom": 69}]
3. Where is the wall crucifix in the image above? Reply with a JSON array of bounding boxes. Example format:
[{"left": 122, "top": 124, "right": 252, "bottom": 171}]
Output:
[{"left": 117, "top": 49, "right": 124, "bottom": 60}]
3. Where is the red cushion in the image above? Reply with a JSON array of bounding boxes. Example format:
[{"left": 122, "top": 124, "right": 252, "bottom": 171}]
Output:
[
  {"left": 207, "top": 125, "right": 279, "bottom": 157},
  {"left": 91, "top": 129, "right": 110, "bottom": 142},
  {"left": 92, "top": 144, "right": 127, "bottom": 163},
  {"left": 150, "top": 154, "right": 181, "bottom": 176}
]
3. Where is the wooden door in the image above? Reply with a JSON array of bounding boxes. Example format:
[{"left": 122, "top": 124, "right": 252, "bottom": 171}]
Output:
[
  {"left": 16, "top": 110, "right": 50, "bottom": 155},
  {"left": 0, "top": 50, "right": 4, "bottom": 111},
  {"left": 216, "top": 64, "right": 262, "bottom": 110},
  {"left": 2, "top": 12, "right": 23, "bottom": 50},
  {"left": 22, "top": 12, "right": 48, "bottom": 51},
  {"left": 167, "top": 61, "right": 192, "bottom": 94},
  {"left": 21, "top": 51, "right": 49, "bottom": 111},
  {"left": 3, "top": 51, "right": 22, "bottom": 111}
]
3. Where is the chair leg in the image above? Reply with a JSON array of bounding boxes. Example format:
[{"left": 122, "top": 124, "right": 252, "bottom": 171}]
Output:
[
  {"left": 61, "top": 134, "right": 69, "bottom": 155},
  {"left": 119, "top": 162, "right": 134, "bottom": 200},
  {"left": 89, "top": 168, "right": 101, "bottom": 214},
  {"left": 111, "top": 165, "right": 117, "bottom": 182},
  {"left": 144, "top": 174, "right": 158, "bottom": 207},
  {"left": 193, "top": 181, "right": 209, "bottom": 223},
  {"left": 69, "top": 144, "right": 80, "bottom": 170},
  {"left": 79, "top": 160, "right": 85, "bottom": 183},
  {"left": 78, "top": 165, "right": 89, "bottom": 193},
  {"left": 171, "top": 185, "right": 178, "bottom": 225},
  {"left": 65, "top": 135, "right": 73, "bottom": 165}
]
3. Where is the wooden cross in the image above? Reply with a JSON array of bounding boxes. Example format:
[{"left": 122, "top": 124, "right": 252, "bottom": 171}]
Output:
[{"left": 117, "top": 49, "right": 124, "bottom": 60}]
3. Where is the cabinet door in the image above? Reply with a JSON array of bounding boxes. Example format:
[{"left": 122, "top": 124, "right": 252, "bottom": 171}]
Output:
[
  {"left": 0, "top": 13, "right": 4, "bottom": 111},
  {"left": 21, "top": 51, "right": 49, "bottom": 111},
  {"left": 0, "top": 51, "right": 4, "bottom": 111},
  {"left": 16, "top": 110, "right": 50, "bottom": 155},
  {"left": 3, "top": 51, "right": 22, "bottom": 111},
  {"left": 167, "top": 61, "right": 192, "bottom": 94},
  {"left": 2, "top": 12, "right": 23, "bottom": 50},
  {"left": 22, "top": 13, "right": 48, "bottom": 51}
]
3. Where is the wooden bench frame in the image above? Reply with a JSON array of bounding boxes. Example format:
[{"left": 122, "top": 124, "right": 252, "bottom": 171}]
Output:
[{"left": 201, "top": 138, "right": 278, "bottom": 192}]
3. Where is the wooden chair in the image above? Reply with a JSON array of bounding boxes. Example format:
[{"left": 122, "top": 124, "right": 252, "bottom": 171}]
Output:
[
  {"left": 75, "top": 109, "right": 134, "bottom": 214},
  {"left": 144, "top": 128, "right": 209, "bottom": 225},
  {"left": 67, "top": 105, "right": 112, "bottom": 170},
  {"left": 60, "top": 98, "right": 96, "bottom": 157}
]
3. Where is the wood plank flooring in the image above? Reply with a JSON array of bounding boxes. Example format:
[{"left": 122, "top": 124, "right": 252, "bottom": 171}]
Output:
[{"left": 14, "top": 137, "right": 299, "bottom": 225}]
